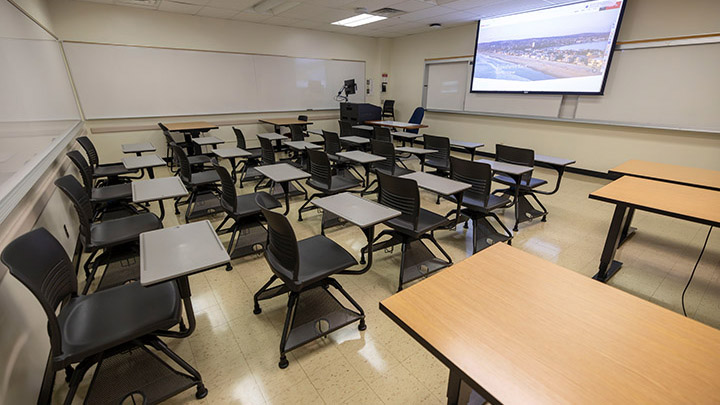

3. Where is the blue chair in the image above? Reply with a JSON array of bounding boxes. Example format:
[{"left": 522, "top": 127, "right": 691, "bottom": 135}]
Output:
[{"left": 406, "top": 107, "right": 425, "bottom": 134}]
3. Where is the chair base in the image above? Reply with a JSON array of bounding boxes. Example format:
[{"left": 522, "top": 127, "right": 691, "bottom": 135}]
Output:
[
  {"left": 95, "top": 243, "right": 140, "bottom": 292},
  {"left": 185, "top": 192, "right": 222, "bottom": 221},
  {"left": 457, "top": 213, "right": 512, "bottom": 254},
  {"left": 216, "top": 217, "right": 268, "bottom": 261},
  {"left": 497, "top": 189, "right": 548, "bottom": 231}
]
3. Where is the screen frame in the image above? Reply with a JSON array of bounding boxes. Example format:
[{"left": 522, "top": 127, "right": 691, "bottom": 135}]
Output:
[{"left": 469, "top": 0, "right": 627, "bottom": 96}]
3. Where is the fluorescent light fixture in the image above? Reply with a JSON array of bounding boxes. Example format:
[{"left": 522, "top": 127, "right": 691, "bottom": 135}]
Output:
[{"left": 332, "top": 13, "right": 387, "bottom": 27}]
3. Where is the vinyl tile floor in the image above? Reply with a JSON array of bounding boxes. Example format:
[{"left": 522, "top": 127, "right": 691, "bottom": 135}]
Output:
[{"left": 54, "top": 155, "right": 720, "bottom": 404}]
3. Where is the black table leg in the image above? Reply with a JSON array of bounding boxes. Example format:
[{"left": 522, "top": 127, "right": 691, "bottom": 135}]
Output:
[
  {"left": 281, "top": 181, "right": 290, "bottom": 215},
  {"left": 147, "top": 167, "right": 155, "bottom": 179},
  {"left": 156, "top": 275, "right": 196, "bottom": 338},
  {"left": 593, "top": 204, "right": 629, "bottom": 282},
  {"left": 618, "top": 207, "right": 636, "bottom": 247},
  {"left": 158, "top": 199, "right": 166, "bottom": 221},
  {"left": 447, "top": 369, "right": 462, "bottom": 405},
  {"left": 342, "top": 226, "right": 376, "bottom": 274},
  {"left": 512, "top": 174, "right": 521, "bottom": 232}
]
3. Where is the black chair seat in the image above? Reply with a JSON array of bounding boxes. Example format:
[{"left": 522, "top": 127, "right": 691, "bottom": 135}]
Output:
[
  {"left": 56, "top": 281, "right": 181, "bottom": 364},
  {"left": 449, "top": 193, "right": 510, "bottom": 212},
  {"left": 93, "top": 163, "right": 138, "bottom": 178},
  {"left": 425, "top": 158, "right": 450, "bottom": 171},
  {"left": 307, "top": 175, "right": 360, "bottom": 193},
  {"left": 91, "top": 183, "right": 132, "bottom": 203},
  {"left": 494, "top": 174, "right": 548, "bottom": 189},
  {"left": 189, "top": 170, "right": 220, "bottom": 186},
  {"left": 232, "top": 192, "right": 279, "bottom": 217},
  {"left": 247, "top": 148, "right": 262, "bottom": 159},
  {"left": 188, "top": 155, "right": 211, "bottom": 165},
  {"left": 89, "top": 213, "right": 161, "bottom": 249},
  {"left": 275, "top": 235, "right": 357, "bottom": 290},
  {"left": 386, "top": 208, "right": 449, "bottom": 239}
]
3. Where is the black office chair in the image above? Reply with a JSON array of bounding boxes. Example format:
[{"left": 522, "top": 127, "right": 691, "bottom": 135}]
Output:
[
  {"left": 297, "top": 149, "right": 361, "bottom": 224},
  {"left": 171, "top": 145, "right": 221, "bottom": 222},
  {"left": 423, "top": 134, "right": 451, "bottom": 175},
  {"left": 447, "top": 157, "right": 512, "bottom": 253},
  {"left": 338, "top": 120, "right": 354, "bottom": 138},
  {"left": 254, "top": 137, "right": 308, "bottom": 198},
  {"left": 76, "top": 136, "right": 140, "bottom": 185},
  {"left": 382, "top": 100, "right": 395, "bottom": 121},
  {"left": 66, "top": 150, "right": 138, "bottom": 220},
  {"left": 405, "top": 107, "right": 425, "bottom": 134},
  {"left": 55, "top": 175, "right": 163, "bottom": 293},
  {"left": 253, "top": 193, "right": 365, "bottom": 369},
  {"left": 163, "top": 130, "right": 210, "bottom": 172},
  {"left": 212, "top": 160, "right": 280, "bottom": 269},
  {"left": 1, "top": 228, "right": 207, "bottom": 405},
  {"left": 373, "top": 127, "right": 393, "bottom": 143},
  {"left": 233, "top": 127, "right": 263, "bottom": 188},
  {"left": 323, "top": 130, "right": 364, "bottom": 183},
  {"left": 362, "top": 172, "right": 452, "bottom": 291},
  {"left": 362, "top": 139, "right": 413, "bottom": 195},
  {"left": 297, "top": 115, "right": 309, "bottom": 132},
  {"left": 493, "top": 144, "right": 549, "bottom": 230},
  {"left": 289, "top": 124, "right": 305, "bottom": 142}
]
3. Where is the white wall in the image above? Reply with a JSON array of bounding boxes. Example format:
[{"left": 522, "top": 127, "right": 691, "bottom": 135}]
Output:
[{"left": 387, "top": 0, "right": 720, "bottom": 172}]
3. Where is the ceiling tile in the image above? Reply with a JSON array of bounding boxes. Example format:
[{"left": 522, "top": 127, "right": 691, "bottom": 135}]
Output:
[
  {"left": 441, "top": 0, "right": 494, "bottom": 11},
  {"left": 196, "top": 6, "right": 240, "bottom": 17},
  {"left": 157, "top": 1, "right": 203, "bottom": 14},
  {"left": 263, "top": 15, "right": 301, "bottom": 26},
  {"left": 280, "top": 4, "right": 354, "bottom": 22},
  {"left": 171, "top": 0, "right": 210, "bottom": 5},
  {"left": 343, "top": 0, "right": 403, "bottom": 13},
  {"left": 397, "top": 5, "right": 453, "bottom": 20},
  {"left": 387, "top": 0, "right": 435, "bottom": 12},
  {"left": 205, "top": 0, "right": 256, "bottom": 11},
  {"left": 231, "top": 10, "right": 273, "bottom": 21},
  {"left": 302, "top": 0, "right": 356, "bottom": 8}
]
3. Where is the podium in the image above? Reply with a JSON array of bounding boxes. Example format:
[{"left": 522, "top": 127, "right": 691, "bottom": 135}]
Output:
[{"left": 340, "top": 102, "right": 381, "bottom": 124}]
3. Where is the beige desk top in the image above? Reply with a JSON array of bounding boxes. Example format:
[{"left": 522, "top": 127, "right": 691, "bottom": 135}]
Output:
[
  {"left": 380, "top": 243, "right": 720, "bottom": 404},
  {"left": 589, "top": 176, "right": 720, "bottom": 226},
  {"left": 610, "top": 160, "right": 720, "bottom": 191},
  {"left": 163, "top": 121, "right": 218, "bottom": 131}
]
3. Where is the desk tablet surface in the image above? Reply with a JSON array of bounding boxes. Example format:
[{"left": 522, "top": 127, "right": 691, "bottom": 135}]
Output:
[
  {"left": 395, "top": 146, "right": 437, "bottom": 155},
  {"left": 589, "top": 176, "right": 720, "bottom": 226},
  {"left": 132, "top": 176, "right": 188, "bottom": 203},
  {"left": 192, "top": 136, "right": 224, "bottom": 145},
  {"left": 285, "top": 141, "right": 321, "bottom": 150},
  {"left": 401, "top": 171, "right": 470, "bottom": 196},
  {"left": 534, "top": 154, "right": 576, "bottom": 167},
  {"left": 449, "top": 139, "right": 484, "bottom": 149},
  {"left": 391, "top": 132, "right": 422, "bottom": 139},
  {"left": 164, "top": 121, "right": 218, "bottom": 131},
  {"left": 352, "top": 125, "right": 374, "bottom": 131},
  {"left": 122, "top": 154, "right": 166, "bottom": 169},
  {"left": 140, "top": 220, "right": 229, "bottom": 286},
  {"left": 339, "top": 136, "right": 370, "bottom": 144},
  {"left": 313, "top": 192, "right": 400, "bottom": 228},
  {"left": 256, "top": 132, "right": 286, "bottom": 141},
  {"left": 255, "top": 163, "right": 310, "bottom": 182},
  {"left": 259, "top": 118, "right": 312, "bottom": 126},
  {"left": 336, "top": 151, "right": 384, "bottom": 164},
  {"left": 380, "top": 243, "right": 720, "bottom": 404},
  {"left": 121, "top": 142, "right": 156, "bottom": 154},
  {"left": 212, "top": 147, "right": 251, "bottom": 158},
  {"left": 476, "top": 159, "right": 533, "bottom": 176},
  {"left": 366, "top": 120, "right": 428, "bottom": 129},
  {"left": 609, "top": 160, "right": 720, "bottom": 191}
]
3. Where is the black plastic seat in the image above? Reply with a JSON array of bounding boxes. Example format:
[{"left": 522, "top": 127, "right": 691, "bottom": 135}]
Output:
[
  {"left": 55, "top": 174, "right": 162, "bottom": 293},
  {"left": 253, "top": 193, "right": 364, "bottom": 369},
  {"left": 370, "top": 139, "right": 413, "bottom": 177},
  {"left": 338, "top": 120, "right": 354, "bottom": 138},
  {"left": 76, "top": 136, "right": 139, "bottom": 183},
  {"left": 447, "top": 157, "right": 512, "bottom": 253},
  {"left": 382, "top": 99, "right": 395, "bottom": 121},
  {"left": 423, "top": 134, "right": 451, "bottom": 175},
  {"left": 212, "top": 160, "right": 280, "bottom": 268},
  {"left": 171, "top": 145, "right": 221, "bottom": 222},
  {"left": 494, "top": 174, "right": 548, "bottom": 188},
  {"left": 91, "top": 183, "right": 132, "bottom": 202},
  {"left": 298, "top": 149, "right": 361, "bottom": 223},
  {"left": 234, "top": 127, "right": 262, "bottom": 160},
  {"left": 1, "top": 228, "right": 206, "bottom": 404}
]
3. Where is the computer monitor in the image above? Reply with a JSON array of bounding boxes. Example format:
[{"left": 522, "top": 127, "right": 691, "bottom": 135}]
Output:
[{"left": 344, "top": 79, "right": 357, "bottom": 95}]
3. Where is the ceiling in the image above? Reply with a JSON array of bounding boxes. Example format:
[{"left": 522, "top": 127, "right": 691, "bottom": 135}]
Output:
[{"left": 78, "top": 0, "right": 578, "bottom": 38}]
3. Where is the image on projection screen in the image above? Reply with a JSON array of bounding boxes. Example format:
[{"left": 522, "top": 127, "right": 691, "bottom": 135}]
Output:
[{"left": 470, "top": 0, "right": 625, "bottom": 94}]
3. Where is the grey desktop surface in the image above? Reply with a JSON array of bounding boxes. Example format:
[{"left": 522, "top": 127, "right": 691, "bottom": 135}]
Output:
[
  {"left": 336, "top": 151, "right": 384, "bottom": 164},
  {"left": 192, "top": 136, "right": 224, "bottom": 146},
  {"left": 132, "top": 176, "right": 188, "bottom": 203},
  {"left": 395, "top": 146, "right": 437, "bottom": 155},
  {"left": 122, "top": 154, "right": 166, "bottom": 170},
  {"left": 340, "top": 136, "right": 370, "bottom": 145},
  {"left": 121, "top": 142, "right": 156, "bottom": 153},
  {"left": 285, "top": 141, "right": 322, "bottom": 150},
  {"left": 140, "top": 220, "right": 230, "bottom": 286},
  {"left": 307, "top": 129, "right": 323, "bottom": 136},
  {"left": 401, "top": 171, "right": 471, "bottom": 196},
  {"left": 212, "top": 147, "right": 251, "bottom": 158},
  {"left": 476, "top": 159, "right": 533, "bottom": 176},
  {"left": 352, "top": 125, "right": 374, "bottom": 131},
  {"left": 535, "top": 154, "right": 576, "bottom": 167},
  {"left": 256, "top": 132, "right": 286, "bottom": 141},
  {"left": 391, "top": 132, "right": 421, "bottom": 140},
  {"left": 255, "top": 163, "right": 310, "bottom": 183},
  {"left": 313, "top": 192, "right": 400, "bottom": 228},
  {"left": 450, "top": 140, "right": 484, "bottom": 149}
]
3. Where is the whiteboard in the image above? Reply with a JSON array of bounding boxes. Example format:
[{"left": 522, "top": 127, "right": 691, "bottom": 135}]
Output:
[
  {"left": 575, "top": 43, "right": 720, "bottom": 132},
  {"left": 63, "top": 42, "right": 366, "bottom": 119},
  {"left": 426, "top": 62, "right": 468, "bottom": 111}
]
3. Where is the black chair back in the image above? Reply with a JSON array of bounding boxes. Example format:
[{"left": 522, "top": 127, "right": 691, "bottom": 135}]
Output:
[
  {"left": 158, "top": 123, "right": 169, "bottom": 131},
  {"left": 233, "top": 127, "right": 248, "bottom": 149},
  {"left": 289, "top": 124, "right": 305, "bottom": 142},
  {"left": 373, "top": 127, "right": 392, "bottom": 143},
  {"left": 170, "top": 144, "right": 193, "bottom": 183},
  {"left": 371, "top": 139, "right": 397, "bottom": 174},
  {"left": 258, "top": 137, "right": 276, "bottom": 165},
  {"left": 76, "top": 136, "right": 100, "bottom": 167},
  {"left": 66, "top": 150, "right": 94, "bottom": 194},
  {"left": 382, "top": 100, "right": 395, "bottom": 115},
  {"left": 424, "top": 134, "right": 451, "bottom": 167},
  {"left": 54, "top": 175, "right": 93, "bottom": 248},
  {"left": 212, "top": 159, "right": 237, "bottom": 213},
  {"left": 256, "top": 193, "right": 300, "bottom": 281},
  {"left": 451, "top": 157, "right": 491, "bottom": 205},
  {"left": 496, "top": 144, "right": 534, "bottom": 184},
  {"left": 1, "top": 228, "right": 76, "bottom": 358},
  {"left": 338, "top": 120, "right": 353, "bottom": 137},
  {"left": 377, "top": 172, "right": 420, "bottom": 230},
  {"left": 323, "top": 130, "right": 342, "bottom": 155},
  {"left": 406, "top": 107, "right": 425, "bottom": 134},
  {"left": 308, "top": 149, "right": 332, "bottom": 190}
]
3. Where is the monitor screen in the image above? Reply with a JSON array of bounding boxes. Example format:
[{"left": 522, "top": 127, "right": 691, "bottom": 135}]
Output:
[
  {"left": 470, "top": 0, "right": 625, "bottom": 95},
  {"left": 344, "top": 79, "right": 357, "bottom": 95}
]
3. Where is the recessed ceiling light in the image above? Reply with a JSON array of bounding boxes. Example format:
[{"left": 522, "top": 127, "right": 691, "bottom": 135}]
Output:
[{"left": 332, "top": 13, "right": 387, "bottom": 27}]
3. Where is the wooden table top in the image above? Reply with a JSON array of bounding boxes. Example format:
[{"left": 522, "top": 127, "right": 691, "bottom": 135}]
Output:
[
  {"left": 589, "top": 176, "right": 720, "bottom": 227},
  {"left": 258, "top": 118, "right": 312, "bottom": 126},
  {"left": 380, "top": 243, "right": 720, "bottom": 404},
  {"left": 609, "top": 160, "right": 720, "bottom": 191},
  {"left": 365, "top": 120, "right": 428, "bottom": 130},
  {"left": 163, "top": 121, "right": 218, "bottom": 131}
]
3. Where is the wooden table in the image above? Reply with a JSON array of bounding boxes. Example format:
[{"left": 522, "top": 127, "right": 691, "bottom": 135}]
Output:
[
  {"left": 380, "top": 243, "right": 720, "bottom": 405},
  {"left": 366, "top": 120, "right": 428, "bottom": 131},
  {"left": 589, "top": 176, "right": 720, "bottom": 282},
  {"left": 609, "top": 160, "right": 720, "bottom": 246}
]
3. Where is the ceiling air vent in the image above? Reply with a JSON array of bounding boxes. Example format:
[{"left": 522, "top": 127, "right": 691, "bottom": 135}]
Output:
[{"left": 371, "top": 8, "right": 406, "bottom": 17}]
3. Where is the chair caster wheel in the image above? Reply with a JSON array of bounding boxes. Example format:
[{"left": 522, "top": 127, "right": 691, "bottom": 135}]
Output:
[
  {"left": 507, "top": 240, "right": 512, "bottom": 246},
  {"left": 278, "top": 356, "right": 289, "bottom": 369},
  {"left": 175, "top": 210, "right": 180, "bottom": 215},
  {"left": 513, "top": 227, "right": 519, "bottom": 232},
  {"left": 541, "top": 216, "right": 547, "bottom": 222},
  {"left": 225, "top": 264, "right": 233, "bottom": 271},
  {"left": 298, "top": 216, "right": 303, "bottom": 222},
  {"left": 358, "top": 320, "right": 367, "bottom": 331},
  {"left": 253, "top": 306, "right": 262, "bottom": 315},
  {"left": 196, "top": 386, "right": 208, "bottom": 399}
]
